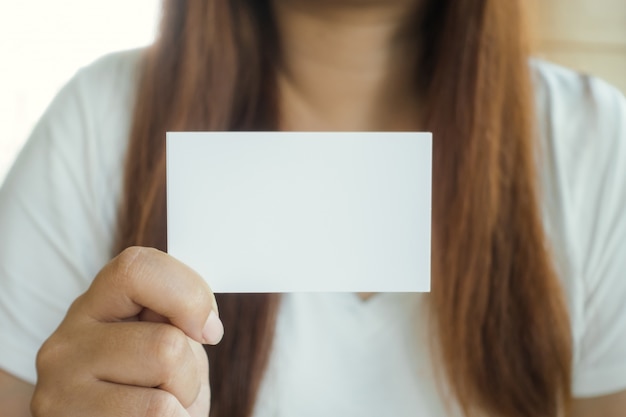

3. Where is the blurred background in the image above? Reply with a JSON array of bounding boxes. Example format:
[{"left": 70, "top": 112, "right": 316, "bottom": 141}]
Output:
[
  {"left": 0, "top": 0, "right": 625, "bottom": 183},
  {"left": 533, "top": 0, "right": 626, "bottom": 93}
]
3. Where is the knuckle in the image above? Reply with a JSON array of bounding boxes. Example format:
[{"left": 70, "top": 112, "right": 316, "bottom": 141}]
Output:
[
  {"left": 152, "top": 326, "right": 189, "bottom": 376},
  {"left": 66, "top": 292, "right": 89, "bottom": 316},
  {"left": 30, "top": 388, "right": 53, "bottom": 417},
  {"left": 144, "top": 390, "right": 180, "bottom": 417},
  {"left": 115, "top": 246, "right": 148, "bottom": 278},
  {"left": 31, "top": 369, "right": 74, "bottom": 417},
  {"left": 33, "top": 329, "right": 84, "bottom": 416},
  {"left": 35, "top": 333, "right": 70, "bottom": 374},
  {"left": 107, "top": 246, "right": 159, "bottom": 291}
]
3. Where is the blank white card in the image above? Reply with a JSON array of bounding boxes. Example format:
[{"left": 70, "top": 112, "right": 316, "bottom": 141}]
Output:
[{"left": 167, "top": 131, "right": 432, "bottom": 293}]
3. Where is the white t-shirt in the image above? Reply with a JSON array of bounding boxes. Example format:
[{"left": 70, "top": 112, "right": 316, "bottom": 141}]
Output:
[{"left": 0, "top": 49, "right": 625, "bottom": 415}]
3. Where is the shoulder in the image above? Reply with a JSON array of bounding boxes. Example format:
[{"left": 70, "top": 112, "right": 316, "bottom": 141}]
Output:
[
  {"left": 531, "top": 58, "right": 625, "bottom": 167},
  {"left": 531, "top": 59, "right": 626, "bottom": 396},
  {"left": 23, "top": 47, "right": 146, "bottom": 162},
  {"left": 530, "top": 59, "right": 626, "bottom": 266},
  {"left": 530, "top": 58, "right": 626, "bottom": 259},
  {"left": 29, "top": 47, "right": 146, "bottom": 186},
  {"left": 530, "top": 57, "right": 624, "bottom": 108},
  {"left": 0, "top": 47, "right": 148, "bottom": 287},
  {"left": 0, "top": 47, "right": 148, "bottom": 296},
  {"left": 12, "top": 48, "right": 148, "bottom": 218},
  {"left": 74, "top": 47, "right": 145, "bottom": 90},
  {"left": 58, "top": 47, "right": 145, "bottom": 125},
  {"left": 79, "top": 47, "right": 145, "bottom": 93},
  {"left": 530, "top": 59, "right": 626, "bottom": 256},
  {"left": 531, "top": 59, "right": 626, "bottom": 291}
]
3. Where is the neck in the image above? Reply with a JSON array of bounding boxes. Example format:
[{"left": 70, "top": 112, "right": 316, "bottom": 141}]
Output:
[{"left": 271, "top": 0, "right": 424, "bottom": 131}]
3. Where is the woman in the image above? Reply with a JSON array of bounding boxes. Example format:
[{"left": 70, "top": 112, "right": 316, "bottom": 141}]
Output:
[{"left": 0, "top": 0, "right": 625, "bottom": 416}]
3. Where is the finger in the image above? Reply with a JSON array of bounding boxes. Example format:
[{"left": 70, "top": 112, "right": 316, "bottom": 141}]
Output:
[
  {"left": 33, "top": 379, "right": 190, "bottom": 417},
  {"left": 76, "top": 246, "right": 222, "bottom": 344},
  {"left": 186, "top": 340, "right": 211, "bottom": 417},
  {"left": 139, "top": 308, "right": 170, "bottom": 324},
  {"left": 82, "top": 322, "right": 202, "bottom": 408}
]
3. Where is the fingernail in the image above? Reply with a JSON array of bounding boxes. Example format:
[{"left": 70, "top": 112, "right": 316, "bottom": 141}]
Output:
[{"left": 202, "top": 310, "right": 224, "bottom": 345}]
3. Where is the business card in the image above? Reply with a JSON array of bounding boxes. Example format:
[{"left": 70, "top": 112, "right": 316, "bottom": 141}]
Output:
[{"left": 167, "top": 131, "right": 431, "bottom": 293}]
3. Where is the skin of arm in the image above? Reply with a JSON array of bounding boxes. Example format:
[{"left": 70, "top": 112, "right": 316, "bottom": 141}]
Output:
[
  {"left": 571, "top": 391, "right": 626, "bottom": 417},
  {"left": 0, "top": 369, "right": 34, "bottom": 417}
]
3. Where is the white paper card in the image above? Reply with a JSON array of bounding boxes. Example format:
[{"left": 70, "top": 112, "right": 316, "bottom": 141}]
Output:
[{"left": 167, "top": 131, "right": 432, "bottom": 293}]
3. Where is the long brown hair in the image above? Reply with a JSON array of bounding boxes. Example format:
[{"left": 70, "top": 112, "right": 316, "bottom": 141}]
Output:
[{"left": 116, "top": 0, "right": 572, "bottom": 416}]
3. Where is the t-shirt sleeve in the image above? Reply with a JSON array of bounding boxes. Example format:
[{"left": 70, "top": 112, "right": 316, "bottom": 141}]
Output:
[
  {"left": 570, "top": 79, "right": 626, "bottom": 397},
  {"left": 0, "top": 52, "right": 136, "bottom": 384}
]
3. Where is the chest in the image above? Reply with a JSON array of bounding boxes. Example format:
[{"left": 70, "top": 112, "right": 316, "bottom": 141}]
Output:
[{"left": 252, "top": 293, "right": 457, "bottom": 417}]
